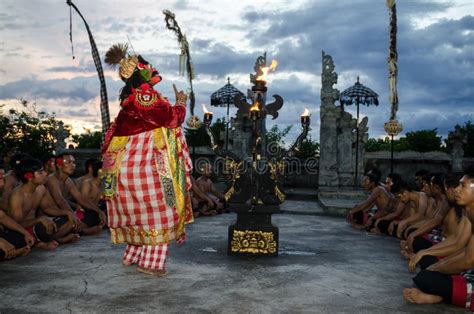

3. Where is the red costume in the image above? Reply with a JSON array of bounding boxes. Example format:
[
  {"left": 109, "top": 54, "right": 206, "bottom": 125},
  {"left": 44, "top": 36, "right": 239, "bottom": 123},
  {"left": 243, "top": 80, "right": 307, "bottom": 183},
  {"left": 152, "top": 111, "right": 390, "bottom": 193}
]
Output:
[{"left": 102, "top": 44, "right": 193, "bottom": 275}]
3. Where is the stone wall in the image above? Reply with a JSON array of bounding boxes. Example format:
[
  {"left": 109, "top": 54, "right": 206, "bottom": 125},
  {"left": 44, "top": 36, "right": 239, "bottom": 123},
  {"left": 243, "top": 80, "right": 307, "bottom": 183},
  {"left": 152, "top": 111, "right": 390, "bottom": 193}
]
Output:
[{"left": 364, "top": 151, "right": 453, "bottom": 186}]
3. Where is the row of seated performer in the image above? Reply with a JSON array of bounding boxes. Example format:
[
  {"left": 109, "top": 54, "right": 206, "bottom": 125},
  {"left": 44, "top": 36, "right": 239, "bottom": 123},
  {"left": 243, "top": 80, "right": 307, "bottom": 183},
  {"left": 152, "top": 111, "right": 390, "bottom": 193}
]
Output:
[
  {"left": 0, "top": 153, "right": 106, "bottom": 258},
  {"left": 0, "top": 153, "right": 228, "bottom": 261},
  {"left": 347, "top": 168, "right": 474, "bottom": 311}
]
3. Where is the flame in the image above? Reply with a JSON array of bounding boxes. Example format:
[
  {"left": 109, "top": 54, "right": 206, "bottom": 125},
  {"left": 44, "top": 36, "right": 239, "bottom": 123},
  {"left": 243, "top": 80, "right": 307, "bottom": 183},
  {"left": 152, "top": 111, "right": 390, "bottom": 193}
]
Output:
[
  {"left": 250, "top": 101, "right": 260, "bottom": 111},
  {"left": 301, "top": 108, "right": 310, "bottom": 116},
  {"left": 202, "top": 104, "right": 212, "bottom": 114},
  {"left": 256, "top": 59, "right": 278, "bottom": 81}
]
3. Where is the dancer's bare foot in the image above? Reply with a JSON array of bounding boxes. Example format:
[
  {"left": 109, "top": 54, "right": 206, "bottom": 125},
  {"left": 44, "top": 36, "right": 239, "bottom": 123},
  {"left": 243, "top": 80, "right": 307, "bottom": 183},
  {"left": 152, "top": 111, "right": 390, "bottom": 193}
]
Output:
[
  {"left": 403, "top": 288, "right": 443, "bottom": 304},
  {"left": 122, "top": 260, "right": 134, "bottom": 266},
  {"left": 56, "top": 233, "right": 80, "bottom": 244},
  {"left": 137, "top": 267, "right": 168, "bottom": 277},
  {"left": 35, "top": 241, "right": 59, "bottom": 250}
]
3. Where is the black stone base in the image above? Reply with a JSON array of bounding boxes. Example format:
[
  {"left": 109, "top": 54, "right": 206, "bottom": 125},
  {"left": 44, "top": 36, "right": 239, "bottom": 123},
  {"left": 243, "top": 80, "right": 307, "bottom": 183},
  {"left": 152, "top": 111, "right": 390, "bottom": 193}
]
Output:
[{"left": 227, "top": 205, "right": 280, "bottom": 257}]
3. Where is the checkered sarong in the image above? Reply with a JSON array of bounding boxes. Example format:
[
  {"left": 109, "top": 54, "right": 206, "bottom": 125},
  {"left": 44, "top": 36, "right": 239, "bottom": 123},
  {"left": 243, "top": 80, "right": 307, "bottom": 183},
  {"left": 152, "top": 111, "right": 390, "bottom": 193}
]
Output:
[
  {"left": 123, "top": 244, "right": 168, "bottom": 270},
  {"left": 452, "top": 269, "right": 474, "bottom": 311},
  {"left": 107, "top": 130, "right": 182, "bottom": 245}
]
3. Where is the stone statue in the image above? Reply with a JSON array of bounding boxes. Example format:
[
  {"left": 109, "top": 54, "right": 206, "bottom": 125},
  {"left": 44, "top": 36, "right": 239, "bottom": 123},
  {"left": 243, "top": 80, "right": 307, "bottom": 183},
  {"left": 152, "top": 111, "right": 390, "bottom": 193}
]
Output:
[
  {"left": 447, "top": 125, "right": 467, "bottom": 173},
  {"left": 53, "top": 121, "right": 68, "bottom": 153}
]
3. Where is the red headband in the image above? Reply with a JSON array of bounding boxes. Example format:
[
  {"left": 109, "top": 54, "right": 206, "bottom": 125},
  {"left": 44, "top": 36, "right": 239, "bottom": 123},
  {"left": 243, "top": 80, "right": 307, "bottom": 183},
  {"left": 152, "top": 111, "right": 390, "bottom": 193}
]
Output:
[{"left": 56, "top": 157, "right": 63, "bottom": 166}]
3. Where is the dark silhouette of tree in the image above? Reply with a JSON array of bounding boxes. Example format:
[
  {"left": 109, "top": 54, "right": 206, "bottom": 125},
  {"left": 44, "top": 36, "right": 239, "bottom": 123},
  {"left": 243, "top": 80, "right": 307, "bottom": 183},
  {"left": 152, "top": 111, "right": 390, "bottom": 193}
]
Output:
[{"left": 0, "top": 100, "right": 70, "bottom": 159}]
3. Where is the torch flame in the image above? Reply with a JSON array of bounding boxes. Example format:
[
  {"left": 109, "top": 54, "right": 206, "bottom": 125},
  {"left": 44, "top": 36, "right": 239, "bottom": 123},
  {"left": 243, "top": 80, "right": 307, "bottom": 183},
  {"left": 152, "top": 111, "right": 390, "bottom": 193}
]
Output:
[
  {"left": 302, "top": 108, "right": 310, "bottom": 116},
  {"left": 202, "top": 104, "right": 212, "bottom": 114},
  {"left": 250, "top": 101, "right": 260, "bottom": 111},
  {"left": 256, "top": 59, "right": 278, "bottom": 81}
]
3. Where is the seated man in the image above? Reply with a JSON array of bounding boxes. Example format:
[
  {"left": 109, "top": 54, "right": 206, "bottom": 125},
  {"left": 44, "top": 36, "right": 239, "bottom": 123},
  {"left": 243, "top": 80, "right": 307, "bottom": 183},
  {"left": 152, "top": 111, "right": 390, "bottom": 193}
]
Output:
[
  {"left": 0, "top": 153, "right": 30, "bottom": 211},
  {"left": 408, "top": 173, "right": 471, "bottom": 272},
  {"left": 46, "top": 154, "right": 106, "bottom": 235},
  {"left": 77, "top": 159, "right": 105, "bottom": 211},
  {"left": 401, "top": 174, "right": 438, "bottom": 239},
  {"left": 0, "top": 209, "right": 35, "bottom": 260},
  {"left": 374, "top": 181, "right": 412, "bottom": 236},
  {"left": 414, "top": 169, "right": 430, "bottom": 191},
  {"left": 9, "top": 158, "right": 81, "bottom": 248},
  {"left": 75, "top": 158, "right": 98, "bottom": 190},
  {"left": 190, "top": 176, "right": 215, "bottom": 218},
  {"left": 390, "top": 182, "right": 431, "bottom": 239},
  {"left": 403, "top": 169, "right": 474, "bottom": 311},
  {"left": 42, "top": 154, "right": 57, "bottom": 175},
  {"left": 346, "top": 172, "right": 393, "bottom": 230},
  {"left": 194, "top": 164, "right": 228, "bottom": 216},
  {"left": 401, "top": 173, "right": 450, "bottom": 257}
]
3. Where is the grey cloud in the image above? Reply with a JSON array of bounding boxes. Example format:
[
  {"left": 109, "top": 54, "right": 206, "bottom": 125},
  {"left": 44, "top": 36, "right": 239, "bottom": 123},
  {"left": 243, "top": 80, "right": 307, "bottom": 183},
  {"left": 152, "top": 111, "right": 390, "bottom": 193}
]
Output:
[{"left": 0, "top": 75, "right": 123, "bottom": 103}]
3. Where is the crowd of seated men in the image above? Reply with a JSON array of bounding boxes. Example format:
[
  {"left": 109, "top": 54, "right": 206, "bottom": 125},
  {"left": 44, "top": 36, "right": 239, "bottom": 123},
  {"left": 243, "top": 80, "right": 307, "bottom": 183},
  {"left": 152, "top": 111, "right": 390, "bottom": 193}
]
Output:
[
  {"left": 347, "top": 168, "right": 474, "bottom": 311},
  {"left": 0, "top": 153, "right": 106, "bottom": 260},
  {"left": 0, "top": 153, "right": 228, "bottom": 262}
]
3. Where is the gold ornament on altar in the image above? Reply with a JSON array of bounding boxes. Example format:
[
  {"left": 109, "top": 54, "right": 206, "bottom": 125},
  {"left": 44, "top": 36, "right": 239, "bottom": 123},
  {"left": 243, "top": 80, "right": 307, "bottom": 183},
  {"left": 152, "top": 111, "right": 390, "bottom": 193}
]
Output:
[{"left": 231, "top": 230, "right": 277, "bottom": 254}]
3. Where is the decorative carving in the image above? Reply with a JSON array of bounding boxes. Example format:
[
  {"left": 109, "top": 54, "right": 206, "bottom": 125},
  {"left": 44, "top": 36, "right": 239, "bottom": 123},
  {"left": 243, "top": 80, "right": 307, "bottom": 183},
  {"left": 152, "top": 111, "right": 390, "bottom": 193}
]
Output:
[
  {"left": 447, "top": 125, "right": 467, "bottom": 173},
  {"left": 250, "top": 52, "right": 267, "bottom": 84},
  {"left": 231, "top": 230, "right": 277, "bottom": 254}
]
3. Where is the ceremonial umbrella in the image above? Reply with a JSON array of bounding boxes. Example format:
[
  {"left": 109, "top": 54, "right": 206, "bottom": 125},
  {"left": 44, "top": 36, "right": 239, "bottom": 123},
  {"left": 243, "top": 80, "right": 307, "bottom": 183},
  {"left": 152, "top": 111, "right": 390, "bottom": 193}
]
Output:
[
  {"left": 339, "top": 77, "right": 379, "bottom": 185},
  {"left": 210, "top": 77, "right": 245, "bottom": 149}
]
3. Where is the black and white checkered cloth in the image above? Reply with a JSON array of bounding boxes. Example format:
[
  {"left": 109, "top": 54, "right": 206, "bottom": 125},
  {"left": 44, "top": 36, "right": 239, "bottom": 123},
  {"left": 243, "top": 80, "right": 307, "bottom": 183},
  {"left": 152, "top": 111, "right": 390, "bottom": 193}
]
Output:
[
  {"left": 340, "top": 81, "right": 379, "bottom": 107},
  {"left": 210, "top": 80, "right": 245, "bottom": 107},
  {"left": 68, "top": 1, "right": 110, "bottom": 134}
]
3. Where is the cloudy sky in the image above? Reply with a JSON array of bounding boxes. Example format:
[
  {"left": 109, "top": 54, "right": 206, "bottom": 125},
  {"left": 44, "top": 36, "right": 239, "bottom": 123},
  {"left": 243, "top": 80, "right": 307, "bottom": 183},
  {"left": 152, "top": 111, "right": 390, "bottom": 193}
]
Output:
[{"left": 0, "top": 0, "right": 473, "bottom": 144}]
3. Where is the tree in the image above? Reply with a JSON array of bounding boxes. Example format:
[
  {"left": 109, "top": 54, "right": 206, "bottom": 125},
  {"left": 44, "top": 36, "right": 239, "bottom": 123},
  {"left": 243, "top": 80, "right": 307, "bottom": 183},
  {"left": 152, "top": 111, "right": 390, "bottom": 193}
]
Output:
[
  {"left": 295, "top": 136, "right": 320, "bottom": 159},
  {"left": 184, "top": 118, "right": 226, "bottom": 147},
  {"left": 0, "top": 100, "right": 70, "bottom": 160},
  {"left": 404, "top": 129, "right": 443, "bottom": 152},
  {"left": 266, "top": 124, "right": 293, "bottom": 148},
  {"left": 72, "top": 129, "right": 102, "bottom": 149},
  {"left": 365, "top": 129, "right": 443, "bottom": 152}
]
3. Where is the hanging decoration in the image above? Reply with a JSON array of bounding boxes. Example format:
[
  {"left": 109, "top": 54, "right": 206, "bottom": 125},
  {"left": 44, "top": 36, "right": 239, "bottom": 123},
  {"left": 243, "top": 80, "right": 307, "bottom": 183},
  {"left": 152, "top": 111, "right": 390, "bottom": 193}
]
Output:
[{"left": 66, "top": 0, "right": 110, "bottom": 134}]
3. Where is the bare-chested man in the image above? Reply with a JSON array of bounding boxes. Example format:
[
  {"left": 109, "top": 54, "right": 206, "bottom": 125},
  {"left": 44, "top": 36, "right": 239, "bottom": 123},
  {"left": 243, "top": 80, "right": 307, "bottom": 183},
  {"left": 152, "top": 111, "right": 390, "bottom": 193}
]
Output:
[
  {"left": 374, "top": 181, "right": 413, "bottom": 236},
  {"left": 77, "top": 159, "right": 103, "bottom": 205},
  {"left": 401, "top": 173, "right": 450, "bottom": 256},
  {"left": 389, "top": 182, "right": 431, "bottom": 239},
  {"left": 46, "top": 154, "right": 105, "bottom": 235},
  {"left": 42, "top": 155, "right": 57, "bottom": 175},
  {"left": 0, "top": 153, "right": 30, "bottom": 211},
  {"left": 9, "top": 158, "right": 80, "bottom": 249},
  {"left": 408, "top": 173, "right": 471, "bottom": 272},
  {"left": 403, "top": 169, "right": 474, "bottom": 311},
  {"left": 346, "top": 172, "right": 394, "bottom": 230},
  {"left": 401, "top": 174, "right": 438, "bottom": 239},
  {"left": 194, "top": 164, "right": 227, "bottom": 216}
]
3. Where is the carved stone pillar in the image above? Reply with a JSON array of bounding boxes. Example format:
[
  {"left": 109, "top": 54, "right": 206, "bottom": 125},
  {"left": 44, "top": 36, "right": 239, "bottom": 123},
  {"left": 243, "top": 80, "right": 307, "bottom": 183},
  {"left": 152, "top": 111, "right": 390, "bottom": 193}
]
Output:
[{"left": 447, "top": 125, "right": 467, "bottom": 173}]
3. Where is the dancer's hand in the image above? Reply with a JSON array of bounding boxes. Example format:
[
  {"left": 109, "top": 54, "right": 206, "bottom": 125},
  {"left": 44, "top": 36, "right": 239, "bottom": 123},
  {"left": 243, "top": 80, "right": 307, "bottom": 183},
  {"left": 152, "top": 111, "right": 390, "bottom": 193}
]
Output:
[{"left": 173, "top": 84, "right": 187, "bottom": 105}]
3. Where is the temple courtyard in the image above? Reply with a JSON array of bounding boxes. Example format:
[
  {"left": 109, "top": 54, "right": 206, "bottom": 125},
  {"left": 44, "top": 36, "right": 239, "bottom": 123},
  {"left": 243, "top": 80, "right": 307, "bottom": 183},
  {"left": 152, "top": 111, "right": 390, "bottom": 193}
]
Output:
[{"left": 0, "top": 200, "right": 465, "bottom": 313}]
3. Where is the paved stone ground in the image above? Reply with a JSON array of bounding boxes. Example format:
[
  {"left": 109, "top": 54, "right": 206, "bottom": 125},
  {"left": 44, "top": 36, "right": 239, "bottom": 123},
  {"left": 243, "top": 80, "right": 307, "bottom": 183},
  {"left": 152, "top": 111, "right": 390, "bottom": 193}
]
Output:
[{"left": 0, "top": 201, "right": 465, "bottom": 313}]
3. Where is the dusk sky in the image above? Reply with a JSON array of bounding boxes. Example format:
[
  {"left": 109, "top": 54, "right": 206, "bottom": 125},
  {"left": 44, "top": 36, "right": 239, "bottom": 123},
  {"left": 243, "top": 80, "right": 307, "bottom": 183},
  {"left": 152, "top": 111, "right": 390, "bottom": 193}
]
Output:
[{"left": 0, "top": 0, "right": 473, "bottom": 144}]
